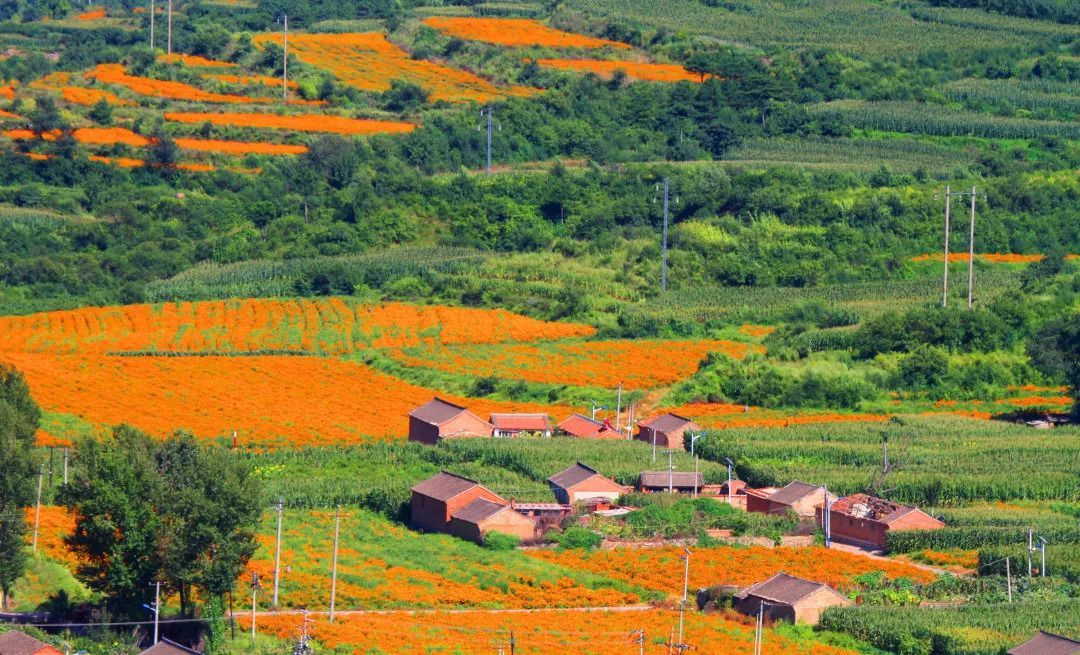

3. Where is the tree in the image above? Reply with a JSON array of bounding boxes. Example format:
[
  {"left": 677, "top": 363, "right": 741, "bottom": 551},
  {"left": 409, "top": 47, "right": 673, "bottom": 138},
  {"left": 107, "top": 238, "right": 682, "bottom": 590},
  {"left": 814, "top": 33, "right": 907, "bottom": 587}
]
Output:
[
  {"left": 148, "top": 132, "right": 179, "bottom": 168},
  {"left": 28, "top": 94, "right": 64, "bottom": 136},
  {"left": 1028, "top": 314, "right": 1080, "bottom": 413},
  {"left": 0, "top": 365, "right": 41, "bottom": 609},
  {"left": 61, "top": 427, "right": 262, "bottom": 617},
  {"left": 88, "top": 98, "right": 114, "bottom": 126}
]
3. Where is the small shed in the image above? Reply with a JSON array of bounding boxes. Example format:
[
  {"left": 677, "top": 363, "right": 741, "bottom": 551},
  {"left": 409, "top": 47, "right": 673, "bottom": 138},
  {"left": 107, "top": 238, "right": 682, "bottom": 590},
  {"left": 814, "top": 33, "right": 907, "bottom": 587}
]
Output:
[
  {"left": 410, "top": 471, "right": 506, "bottom": 534},
  {"left": 511, "top": 502, "right": 573, "bottom": 531},
  {"left": 408, "top": 398, "right": 493, "bottom": 445},
  {"left": 637, "top": 471, "right": 704, "bottom": 494},
  {"left": 490, "top": 413, "right": 552, "bottom": 438},
  {"left": 558, "top": 414, "right": 622, "bottom": 439},
  {"left": 746, "top": 480, "right": 832, "bottom": 520},
  {"left": 0, "top": 632, "right": 63, "bottom": 655},
  {"left": 634, "top": 413, "right": 698, "bottom": 450},
  {"left": 450, "top": 498, "right": 537, "bottom": 544},
  {"left": 548, "top": 462, "right": 627, "bottom": 504},
  {"left": 138, "top": 641, "right": 203, "bottom": 655},
  {"left": 823, "top": 493, "right": 944, "bottom": 550},
  {"left": 735, "top": 572, "right": 852, "bottom": 626},
  {"left": 1008, "top": 631, "right": 1080, "bottom": 655}
]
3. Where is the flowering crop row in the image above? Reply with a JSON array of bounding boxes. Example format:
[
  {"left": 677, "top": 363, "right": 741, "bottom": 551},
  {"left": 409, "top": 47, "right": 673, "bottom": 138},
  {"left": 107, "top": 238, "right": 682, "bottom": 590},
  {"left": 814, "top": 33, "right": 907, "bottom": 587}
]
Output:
[
  {"left": 3, "top": 352, "right": 576, "bottom": 446},
  {"left": 910, "top": 253, "right": 1079, "bottom": 263},
  {"left": 527, "top": 545, "right": 936, "bottom": 595},
  {"left": 535, "top": 59, "right": 700, "bottom": 82},
  {"left": 0, "top": 108, "right": 19, "bottom": 119},
  {"left": 76, "top": 7, "right": 105, "bottom": 20},
  {"left": 0, "top": 85, "right": 14, "bottom": 100},
  {"left": 7, "top": 126, "right": 308, "bottom": 156},
  {"left": 692, "top": 411, "right": 892, "bottom": 430},
  {"left": 386, "top": 339, "right": 758, "bottom": 389},
  {"left": 738, "top": 324, "right": 776, "bottom": 338},
  {"left": 423, "top": 18, "right": 631, "bottom": 49},
  {"left": 158, "top": 53, "right": 237, "bottom": 68},
  {"left": 0, "top": 299, "right": 593, "bottom": 355},
  {"left": 164, "top": 111, "right": 416, "bottom": 135},
  {"left": 88, "top": 63, "right": 269, "bottom": 104},
  {"left": 252, "top": 608, "right": 860, "bottom": 655},
  {"left": 252, "top": 32, "right": 535, "bottom": 104}
]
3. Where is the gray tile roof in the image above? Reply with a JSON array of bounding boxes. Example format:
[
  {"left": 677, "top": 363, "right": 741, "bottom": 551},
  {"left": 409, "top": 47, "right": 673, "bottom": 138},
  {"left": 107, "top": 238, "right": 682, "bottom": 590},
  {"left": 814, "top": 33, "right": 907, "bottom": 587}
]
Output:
[
  {"left": 735, "top": 572, "right": 848, "bottom": 606},
  {"left": 1008, "top": 632, "right": 1080, "bottom": 655},
  {"left": 409, "top": 398, "right": 469, "bottom": 426},
  {"left": 639, "top": 471, "right": 704, "bottom": 488},
  {"left": 450, "top": 498, "right": 509, "bottom": 524},
  {"left": 767, "top": 480, "right": 825, "bottom": 507},
  {"left": 411, "top": 471, "right": 482, "bottom": 501},
  {"left": 138, "top": 640, "right": 202, "bottom": 655},
  {"left": 0, "top": 631, "right": 53, "bottom": 655},
  {"left": 548, "top": 462, "right": 602, "bottom": 490},
  {"left": 640, "top": 413, "right": 695, "bottom": 433}
]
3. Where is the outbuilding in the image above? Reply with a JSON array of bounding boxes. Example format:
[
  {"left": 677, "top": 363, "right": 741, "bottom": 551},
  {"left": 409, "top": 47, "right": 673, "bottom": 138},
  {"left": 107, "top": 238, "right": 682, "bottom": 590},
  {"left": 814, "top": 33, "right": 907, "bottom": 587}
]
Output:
[
  {"left": 637, "top": 471, "right": 704, "bottom": 494},
  {"left": 137, "top": 641, "right": 203, "bottom": 655},
  {"left": 823, "top": 493, "right": 945, "bottom": 550},
  {"left": 410, "top": 471, "right": 507, "bottom": 533},
  {"left": 490, "top": 413, "right": 552, "bottom": 438},
  {"left": 634, "top": 413, "right": 698, "bottom": 450},
  {"left": 0, "top": 631, "right": 63, "bottom": 655},
  {"left": 734, "top": 572, "right": 852, "bottom": 626},
  {"left": 1008, "top": 631, "right": 1080, "bottom": 655},
  {"left": 746, "top": 480, "right": 833, "bottom": 520},
  {"left": 408, "top": 398, "right": 493, "bottom": 445},
  {"left": 557, "top": 414, "right": 622, "bottom": 439},
  {"left": 548, "top": 462, "right": 628, "bottom": 504},
  {"left": 449, "top": 498, "right": 538, "bottom": 545}
]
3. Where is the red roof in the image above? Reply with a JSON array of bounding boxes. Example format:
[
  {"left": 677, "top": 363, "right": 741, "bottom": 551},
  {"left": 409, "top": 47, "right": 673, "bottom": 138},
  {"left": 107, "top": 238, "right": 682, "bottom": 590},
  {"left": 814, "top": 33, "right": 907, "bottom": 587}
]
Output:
[
  {"left": 558, "top": 413, "right": 622, "bottom": 439},
  {"left": 490, "top": 413, "right": 551, "bottom": 431}
]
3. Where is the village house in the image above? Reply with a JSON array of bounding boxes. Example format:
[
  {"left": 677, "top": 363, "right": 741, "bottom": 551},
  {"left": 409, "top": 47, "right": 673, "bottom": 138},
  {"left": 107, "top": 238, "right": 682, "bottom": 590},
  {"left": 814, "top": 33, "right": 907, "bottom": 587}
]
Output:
[
  {"left": 510, "top": 501, "right": 573, "bottom": 532},
  {"left": 410, "top": 471, "right": 506, "bottom": 533},
  {"left": 1008, "top": 631, "right": 1080, "bottom": 655},
  {"left": 407, "top": 398, "right": 493, "bottom": 445},
  {"left": 489, "top": 413, "right": 552, "bottom": 438},
  {"left": 734, "top": 572, "right": 852, "bottom": 626},
  {"left": 0, "top": 631, "right": 63, "bottom": 655},
  {"left": 822, "top": 493, "right": 945, "bottom": 550},
  {"left": 637, "top": 471, "right": 705, "bottom": 494},
  {"left": 449, "top": 498, "right": 538, "bottom": 544},
  {"left": 746, "top": 480, "right": 833, "bottom": 520},
  {"left": 137, "top": 641, "right": 203, "bottom": 655},
  {"left": 548, "top": 462, "right": 627, "bottom": 504},
  {"left": 557, "top": 413, "right": 622, "bottom": 439},
  {"left": 634, "top": 413, "right": 699, "bottom": 450}
]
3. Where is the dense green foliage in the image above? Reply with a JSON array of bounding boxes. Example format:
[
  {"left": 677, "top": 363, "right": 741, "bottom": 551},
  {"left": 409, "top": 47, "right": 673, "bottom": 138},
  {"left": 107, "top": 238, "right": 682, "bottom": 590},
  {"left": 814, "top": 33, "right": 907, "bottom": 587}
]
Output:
[
  {"left": 60, "top": 427, "right": 262, "bottom": 617},
  {"left": 0, "top": 365, "right": 40, "bottom": 609}
]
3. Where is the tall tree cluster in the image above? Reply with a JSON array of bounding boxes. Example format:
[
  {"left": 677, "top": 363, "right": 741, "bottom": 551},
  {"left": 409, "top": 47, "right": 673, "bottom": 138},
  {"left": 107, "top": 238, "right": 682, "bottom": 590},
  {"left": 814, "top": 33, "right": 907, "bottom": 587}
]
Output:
[
  {"left": 60, "top": 427, "right": 262, "bottom": 618},
  {"left": 0, "top": 365, "right": 41, "bottom": 610}
]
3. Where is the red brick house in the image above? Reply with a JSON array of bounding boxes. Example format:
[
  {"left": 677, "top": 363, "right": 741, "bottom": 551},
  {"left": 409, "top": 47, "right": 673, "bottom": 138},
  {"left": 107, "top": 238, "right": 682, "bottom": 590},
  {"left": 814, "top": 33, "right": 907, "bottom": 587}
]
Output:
[
  {"left": 449, "top": 498, "right": 538, "bottom": 544},
  {"left": 746, "top": 480, "right": 833, "bottom": 520},
  {"left": 634, "top": 413, "right": 699, "bottom": 450},
  {"left": 408, "top": 398, "right": 493, "bottom": 444},
  {"left": 548, "top": 462, "right": 627, "bottom": 504},
  {"left": 0, "top": 631, "right": 63, "bottom": 655},
  {"left": 557, "top": 414, "right": 622, "bottom": 439},
  {"left": 1008, "top": 631, "right": 1080, "bottom": 655},
  {"left": 823, "top": 493, "right": 945, "bottom": 550},
  {"left": 735, "top": 572, "right": 852, "bottom": 626},
  {"left": 490, "top": 413, "right": 552, "bottom": 438},
  {"left": 410, "top": 471, "right": 506, "bottom": 533},
  {"left": 637, "top": 471, "right": 704, "bottom": 494}
]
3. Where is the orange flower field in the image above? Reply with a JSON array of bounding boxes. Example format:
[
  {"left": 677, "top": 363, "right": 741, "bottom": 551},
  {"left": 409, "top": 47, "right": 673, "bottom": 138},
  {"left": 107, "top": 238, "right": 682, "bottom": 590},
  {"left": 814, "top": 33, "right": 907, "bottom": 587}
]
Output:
[
  {"left": 164, "top": 111, "right": 417, "bottom": 135},
  {"left": 0, "top": 108, "right": 19, "bottom": 119},
  {"left": 158, "top": 53, "right": 238, "bottom": 68},
  {"left": 23, "top": 506, "right": 78, "bottom": 569},
  {"left": 423, "top": 18, "right": 631, "bottom": 50},
  {"left": 909, "top": 253, "right": 1065, "bottom": 264},
  {"left": 738, "top": 324, "right": 776, "bottom": 338},
  {"left": 252, "top": 32, "right": 535, "bottom": 103},
  {"left": 528, "top": 546, "right": 936, "bottom": 595},
  {"left": 385, "top": 339, "right": 759, "bottom": 389},
  {"left": 693, "top": 412, "right": 892, "bottom": 430},
  {"left": 0, "top": 299, "right": 594, "bottom": 354},
  {"left": 60, "top": 86, "right": 135, "bottom": 106},
  {"left": 993, "top": 395, "right": 1072, "bottom": 408},
  {"left": 88, "top": 63, "right": 269, "bottom": 104},
  {"left": 3, "top": 352, "right": 577, "bottom": 446},
  {"left": 535, "top": 59, "right": 701, "bottom": 82},
  {"left": 0, "top": 85, "right": 13, "bottom": 100},
  {"left": 8, "top": 127, "right": 308, "bottom": 157},
  {"left": 251, "top": 609, "right": 861, "bottom": 655},
  {"left": 76, "top": 7, "right": 106, "bottom": 20},
  {"left": 73, "top": 126, "right": 150, "bottom": 146}
]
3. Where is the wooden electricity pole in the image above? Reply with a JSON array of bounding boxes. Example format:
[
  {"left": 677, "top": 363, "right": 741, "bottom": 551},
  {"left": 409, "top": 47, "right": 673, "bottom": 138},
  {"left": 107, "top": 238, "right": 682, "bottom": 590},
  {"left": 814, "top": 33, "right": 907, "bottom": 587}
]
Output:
[
  {"left": 329, "top": 507, "right": 341, "bottom": 623},
  {"left": 942, "top": 185, "right": 950, "bottom": 307}
]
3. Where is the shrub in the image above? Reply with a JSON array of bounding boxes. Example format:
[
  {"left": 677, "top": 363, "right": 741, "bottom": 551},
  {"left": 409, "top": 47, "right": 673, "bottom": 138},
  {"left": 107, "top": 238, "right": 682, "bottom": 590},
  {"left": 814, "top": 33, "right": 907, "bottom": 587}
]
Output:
[{"left": 483, "top": 531, "right": 521, "bottom": 551}]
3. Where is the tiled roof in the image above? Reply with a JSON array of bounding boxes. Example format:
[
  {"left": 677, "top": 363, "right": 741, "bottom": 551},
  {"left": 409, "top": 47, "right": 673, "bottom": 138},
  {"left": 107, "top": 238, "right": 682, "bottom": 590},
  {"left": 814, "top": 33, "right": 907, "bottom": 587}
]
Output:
[
  {"left": 490, "top": 413, "right": 551, "bottom": 431},
  {"left": 1008, "top": 631, "right": 1080, "bottom": 655},
  {"left": 513, "top": 503, "right": 571, "bottom": 512},
  {"left": 735, "top": 572, "right": 848, "bottom": 606},
  {"left": 0, "top": 631, "right": 53, "bottom": 655},
  {"left": 767, "top": 480, "right": 825, "bottom": 506},
  {"left": 450, "top": 498, "right": 509, "bottom": 524},
  {"left": 558, "top": 414, "right": 603, "bottom": 437},
  {"left": 548, "top": 462, "right": 601, "bottom": 489},
  {"left": 639, "top": 471, "right": 704, "bottom": 488},
  {"left": 639, "top": 413, "right": 695, "bottom": 433},
  {"left": 411, "top": 471, "right": 482, "bottom": 501},
  {"left": 832, "top": 493, "right": 913, "bottom": 524},
  {"left": 409, "top": 397, "right": 469, "bottom": 425},
  {"left": 138, "top": 641, "right": 203, "bottom": 655}
]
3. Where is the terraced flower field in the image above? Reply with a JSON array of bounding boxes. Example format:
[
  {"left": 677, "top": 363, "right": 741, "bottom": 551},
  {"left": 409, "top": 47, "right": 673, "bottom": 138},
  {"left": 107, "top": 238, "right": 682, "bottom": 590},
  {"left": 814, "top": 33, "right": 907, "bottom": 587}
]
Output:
[
  {"left": 423, "top": 17, "right": 631, "bottom": 49},
  {"left": 163, "top": 111, "right": 417, "bottom": 135},
  {"left": 535, "top": 59, "right": 701, "bottom": 82}
]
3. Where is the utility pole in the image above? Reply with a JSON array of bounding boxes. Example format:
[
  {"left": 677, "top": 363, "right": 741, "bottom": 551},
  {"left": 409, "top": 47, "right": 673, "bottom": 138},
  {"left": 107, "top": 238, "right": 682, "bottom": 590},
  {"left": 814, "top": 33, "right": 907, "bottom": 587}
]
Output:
[
  {"left": 1005, "top": 558, "right": 1012, "bottom": 603},
  {"left": 62, "top": 447, "right": 68, "bottom": 485},
  {"left": 149, "top": 0, "right": 155, "bottom": 50},
  {"left": 823, "top": 485, "right": 832, "bottom": 548},
  {"left": 754, "top": 601, "right": 766, "bottom": 655},
  {"left": 151, "top": 581, "right": 161, "bottom": 643},
  {"left": 942, "top": 184, "right": 950, "bottom": 307},
  {"left": 1027, "top": 528, "right": 1033, "bottom": 577},
  {"left": 590, "top": 401, "right": 605, "bottom": 421},
  {"left": 273, "top": 499, "right": 283, "bottom": 607},
  {"left": 250, "top": 572, "right": 259, "bottom": 641},
  {"left": 652, "top": 430, "right": 657, "bottom": 464},
  {"left": 281, "top": 14, "right": 289, "bottom": 102},
  {"left": 166, "top": 0, "right": 172, "bottom": 55},
  {"left": 32, "top": 464, "right": 43, "bottom": 553},
  {"left": 1038, "top": 537, "right": 1047, "bottom": 577},
  {"left": 486, "top": 106, "right": 493, "bottom": 175},
  {"left": 665, "top": 450, "right": 676, "bottom": 492},
  {"left": 724, "top": 458, "right": 734, "bottom": 505},
  {"left": 678, "top": 549, "right": 691, "bottom": 646},
  {"left": 966, "top": 185, "right": 977, "bottom": 308},
  {"left": 693, "top": 456, "right": 699, "bottom": 498},
  {"left": 509, "top": 631, "right": 516, "bottom": 655},
  {"left": 660, "top": 177, "right": 670, "bottom": 291},
  {"left": 615, "top": 383, "right": 622, "bottom": 433},
  {"left": 882, "top": 433, "right": 888, "bottom": 475},
  {"left": 329, "top": 506, "right": 341, "bottom": 623}
]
